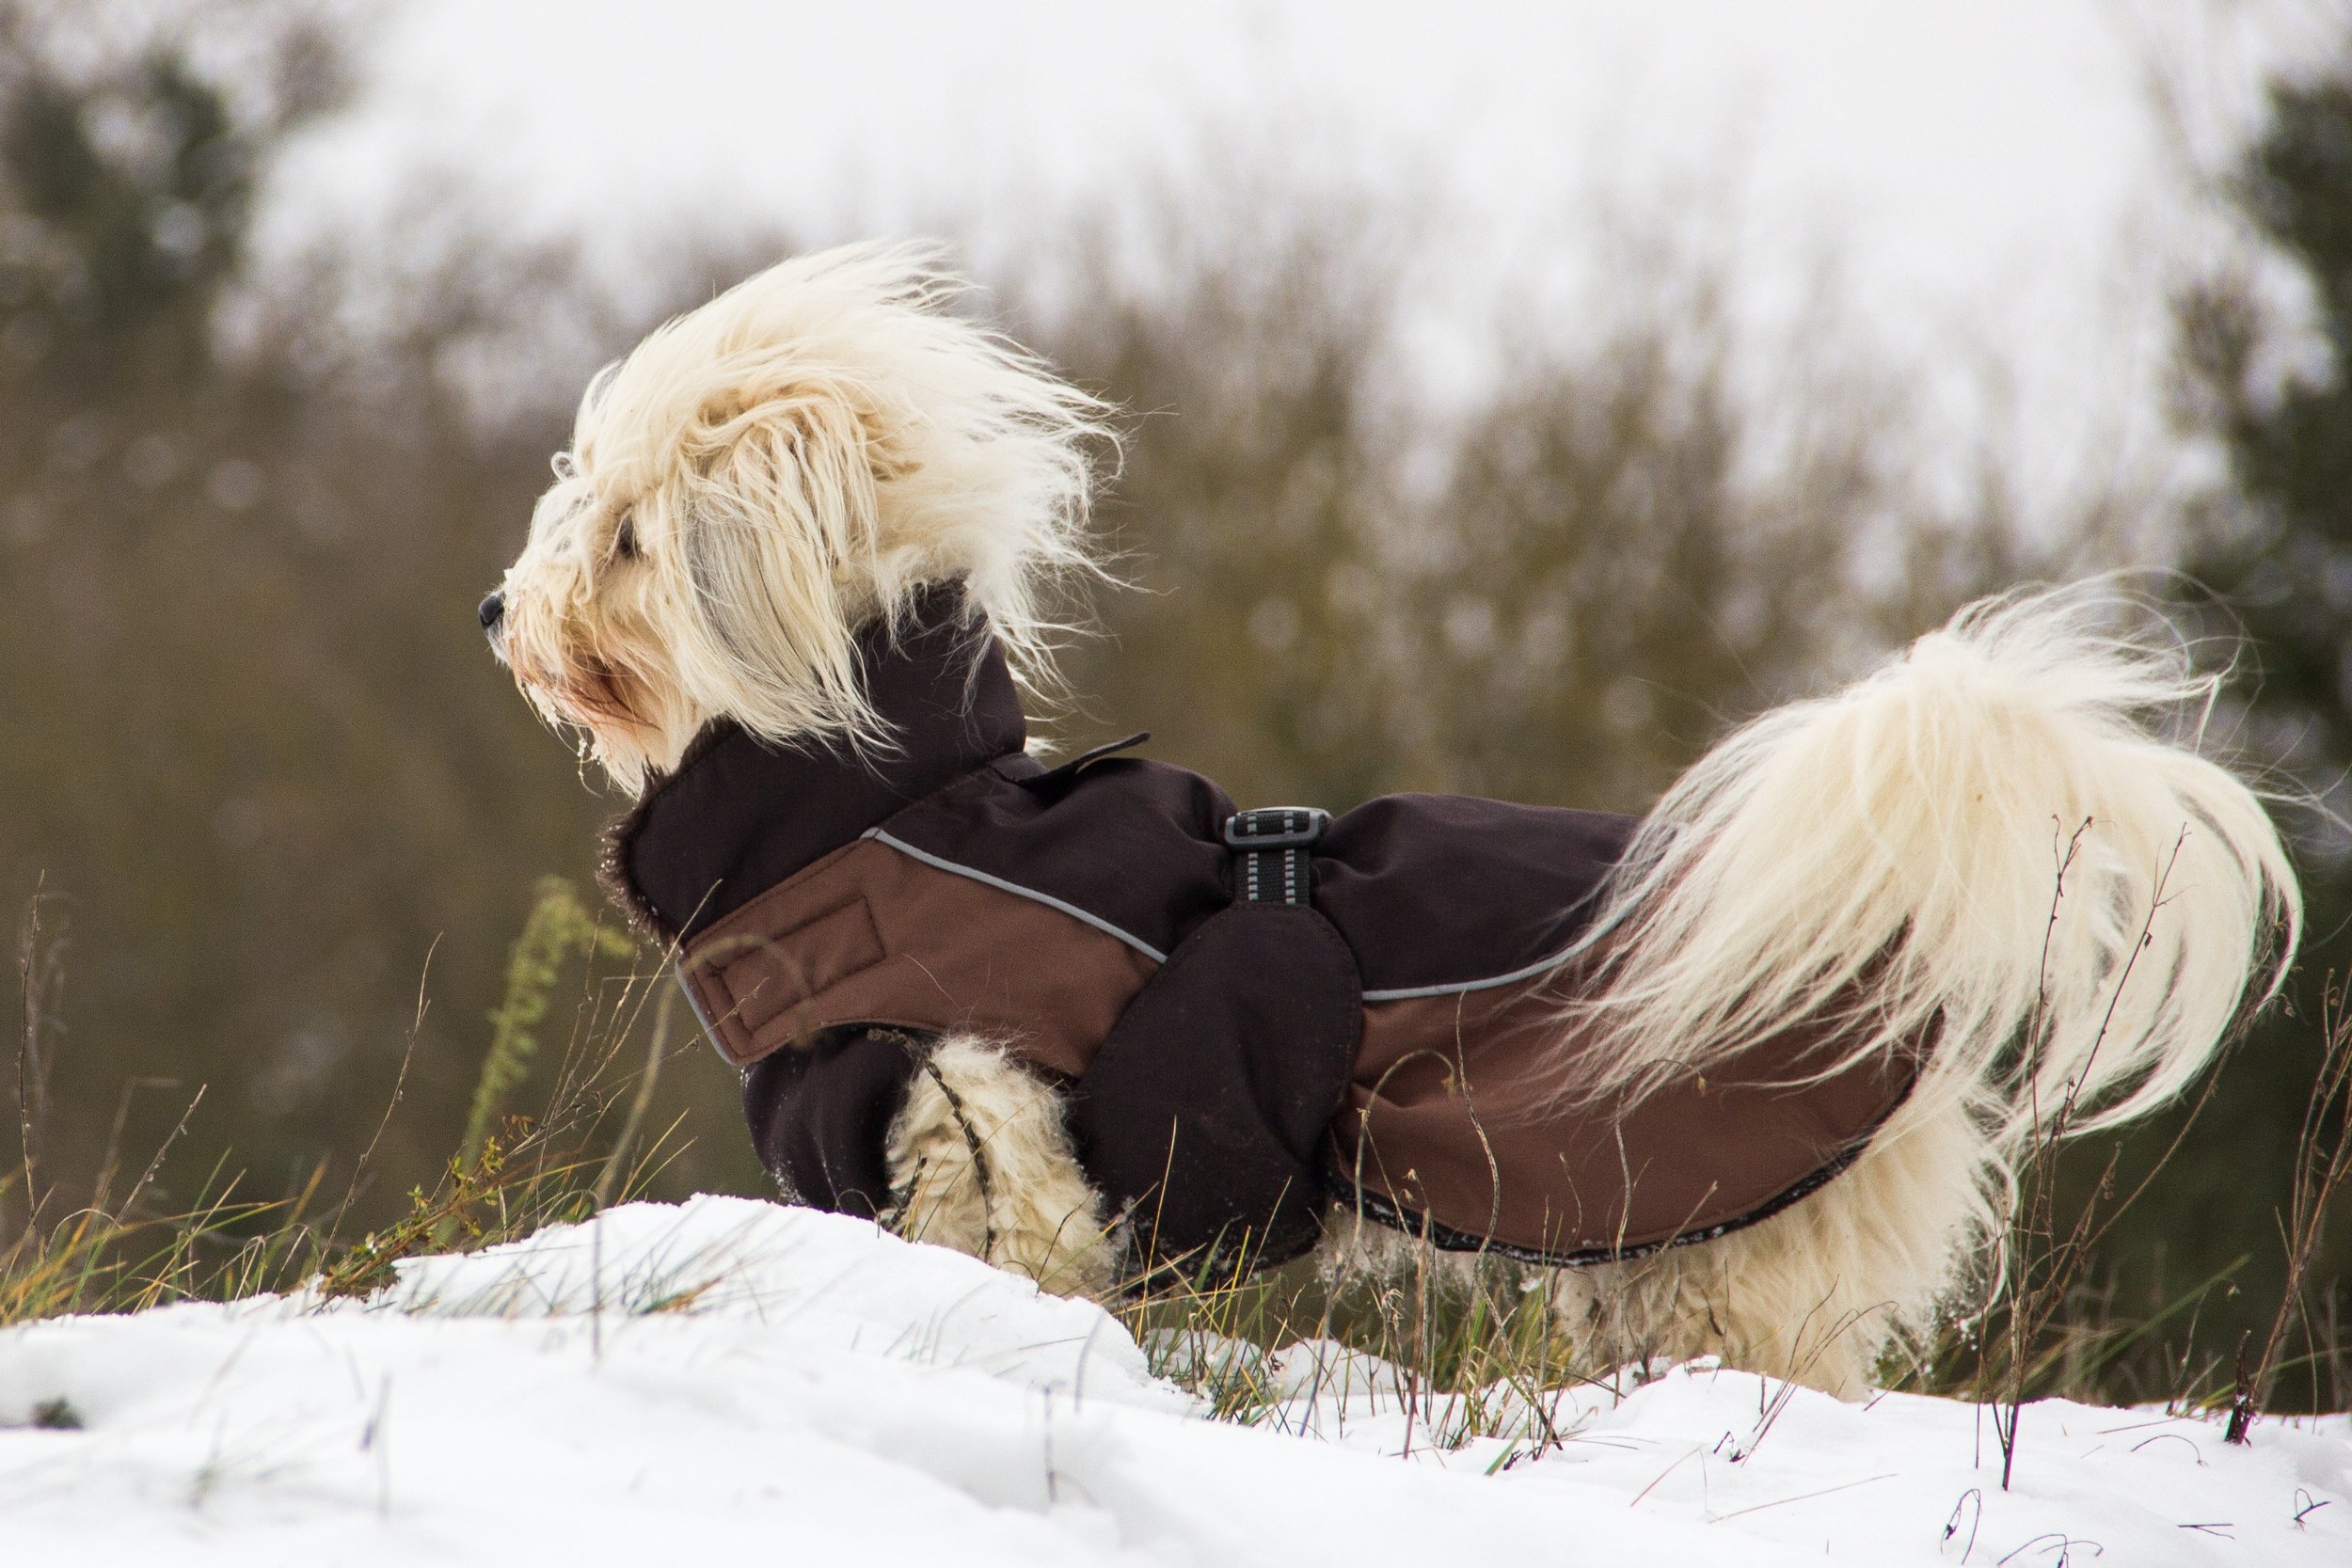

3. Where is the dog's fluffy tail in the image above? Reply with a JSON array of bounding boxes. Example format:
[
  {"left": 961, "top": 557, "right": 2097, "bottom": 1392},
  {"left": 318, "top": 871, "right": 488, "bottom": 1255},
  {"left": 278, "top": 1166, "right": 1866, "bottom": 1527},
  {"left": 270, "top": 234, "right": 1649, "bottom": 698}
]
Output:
[{"left": 1567, "top": 584, "right": 2300, "bottom": 1158}]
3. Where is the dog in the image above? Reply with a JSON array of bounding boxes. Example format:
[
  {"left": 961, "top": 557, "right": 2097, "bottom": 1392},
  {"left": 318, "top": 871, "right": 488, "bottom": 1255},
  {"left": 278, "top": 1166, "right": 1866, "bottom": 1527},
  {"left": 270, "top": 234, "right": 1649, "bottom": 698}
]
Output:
[{"left": 485, "top": 242, "right": 2299, "bottom": 1398}]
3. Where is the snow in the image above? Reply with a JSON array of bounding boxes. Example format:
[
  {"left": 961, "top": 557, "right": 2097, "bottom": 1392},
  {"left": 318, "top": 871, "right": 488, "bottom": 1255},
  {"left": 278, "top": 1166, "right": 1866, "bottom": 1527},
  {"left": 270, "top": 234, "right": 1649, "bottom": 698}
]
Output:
[{"left": 1, "top": 1196, "right": 2344, "bottom": 1565}]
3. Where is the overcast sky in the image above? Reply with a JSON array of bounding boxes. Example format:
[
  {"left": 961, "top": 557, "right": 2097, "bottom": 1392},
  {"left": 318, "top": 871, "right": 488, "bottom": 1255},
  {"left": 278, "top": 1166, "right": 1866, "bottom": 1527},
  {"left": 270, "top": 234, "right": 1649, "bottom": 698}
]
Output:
[{"left": 288, "top": 0, "right": 2340, "bottom": 515}]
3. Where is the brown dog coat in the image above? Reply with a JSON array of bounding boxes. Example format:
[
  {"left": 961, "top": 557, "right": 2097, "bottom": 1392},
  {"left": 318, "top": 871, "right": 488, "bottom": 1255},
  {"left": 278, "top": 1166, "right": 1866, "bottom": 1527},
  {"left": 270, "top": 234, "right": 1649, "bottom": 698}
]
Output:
[{"left": 604, "top": 586, "right": 1915, "bottom": 1274}]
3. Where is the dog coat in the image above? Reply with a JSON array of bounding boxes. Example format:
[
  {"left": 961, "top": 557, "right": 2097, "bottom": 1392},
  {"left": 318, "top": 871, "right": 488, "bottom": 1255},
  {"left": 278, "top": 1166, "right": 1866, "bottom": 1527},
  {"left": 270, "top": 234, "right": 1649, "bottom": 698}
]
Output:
[{"left": 605, "top": 586, "right": 1917, "bottom": 1273}]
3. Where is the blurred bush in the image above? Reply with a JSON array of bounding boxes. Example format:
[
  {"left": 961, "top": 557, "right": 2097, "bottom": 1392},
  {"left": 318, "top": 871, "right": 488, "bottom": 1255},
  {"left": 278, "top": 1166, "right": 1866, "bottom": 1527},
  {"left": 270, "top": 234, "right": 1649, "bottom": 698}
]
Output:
[
  {"left": 2133, "top": 55, "right": 2352, "bottom": 1410},
  {"left": 0, "top": 2, "right": 767, "bottom": 1211},
  {"left": 1021, "top": 148, "right": 2094, "bottom": 818}
]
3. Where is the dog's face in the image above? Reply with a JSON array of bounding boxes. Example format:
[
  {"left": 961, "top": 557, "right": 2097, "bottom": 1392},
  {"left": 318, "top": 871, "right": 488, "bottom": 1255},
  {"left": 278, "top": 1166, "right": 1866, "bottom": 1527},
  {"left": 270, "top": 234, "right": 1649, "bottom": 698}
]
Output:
[
  {"left": 484, "top": 243, "right": 1106, "bottom": 795},
  {"left": 485, "top": 438, "right": 715, "bottom": 791}
]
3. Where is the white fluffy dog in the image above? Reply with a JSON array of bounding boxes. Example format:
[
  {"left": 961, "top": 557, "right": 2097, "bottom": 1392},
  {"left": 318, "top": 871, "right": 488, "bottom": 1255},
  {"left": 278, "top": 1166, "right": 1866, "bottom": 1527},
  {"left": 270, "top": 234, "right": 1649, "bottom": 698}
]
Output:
[{"left": 487, "top": 243, "right": 2298, "bottom": 1397}]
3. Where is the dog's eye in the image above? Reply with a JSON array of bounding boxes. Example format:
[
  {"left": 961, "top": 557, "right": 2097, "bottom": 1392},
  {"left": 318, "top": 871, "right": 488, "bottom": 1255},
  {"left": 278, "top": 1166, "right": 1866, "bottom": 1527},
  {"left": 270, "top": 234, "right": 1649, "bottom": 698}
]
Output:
[{"left": 612, "top": 513, "right": 640, "bottom": 562}]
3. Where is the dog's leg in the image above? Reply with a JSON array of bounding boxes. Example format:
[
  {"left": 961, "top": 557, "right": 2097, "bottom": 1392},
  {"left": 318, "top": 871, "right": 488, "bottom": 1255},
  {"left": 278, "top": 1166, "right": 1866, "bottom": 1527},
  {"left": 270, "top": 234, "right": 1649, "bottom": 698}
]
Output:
[
  {"left": 884, "top": 1035, "right": 1115, "bottom": 1295},
  {"left": 1538, "top": 1101, "right": 1995, "bottom": 1399},
  {"left": 1312, "top": 1101, "right": 1992, "bottom": 1399}
]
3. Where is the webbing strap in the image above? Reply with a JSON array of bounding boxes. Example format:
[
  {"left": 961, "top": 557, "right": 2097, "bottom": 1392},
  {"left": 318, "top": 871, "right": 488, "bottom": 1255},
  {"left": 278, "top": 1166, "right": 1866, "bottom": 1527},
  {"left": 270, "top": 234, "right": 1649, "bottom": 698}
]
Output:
[{"left": 1223, "top": 807, "right": 1330, "bottom": 907}]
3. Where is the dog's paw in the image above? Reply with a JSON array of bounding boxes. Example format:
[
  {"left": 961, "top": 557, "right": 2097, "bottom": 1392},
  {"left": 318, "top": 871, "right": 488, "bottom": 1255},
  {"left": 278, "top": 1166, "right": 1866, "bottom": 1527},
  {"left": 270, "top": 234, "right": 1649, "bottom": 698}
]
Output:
[{"left": 886, "top": 1035, "right": 1115, "bottom": 1295}]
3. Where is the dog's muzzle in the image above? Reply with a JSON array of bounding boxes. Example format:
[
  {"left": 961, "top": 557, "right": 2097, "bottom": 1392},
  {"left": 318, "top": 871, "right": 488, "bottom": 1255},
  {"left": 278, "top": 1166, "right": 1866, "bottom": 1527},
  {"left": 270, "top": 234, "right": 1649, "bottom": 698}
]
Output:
[{"left": 478, "top": 592, "right": 504, "bottom": 635}]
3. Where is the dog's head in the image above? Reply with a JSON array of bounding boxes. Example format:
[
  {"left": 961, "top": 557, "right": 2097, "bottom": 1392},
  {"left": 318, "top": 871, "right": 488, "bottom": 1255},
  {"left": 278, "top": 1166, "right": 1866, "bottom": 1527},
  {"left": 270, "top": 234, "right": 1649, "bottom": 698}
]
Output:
[{"left": 485, "top": 242, "right": 1107, "bottom": 793}]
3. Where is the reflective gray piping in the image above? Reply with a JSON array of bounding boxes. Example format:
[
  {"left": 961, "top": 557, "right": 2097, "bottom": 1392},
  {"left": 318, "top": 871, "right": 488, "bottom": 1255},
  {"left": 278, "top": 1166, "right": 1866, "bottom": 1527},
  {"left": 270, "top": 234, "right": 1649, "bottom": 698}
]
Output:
[
  {"left": 1360, "top": 948, "right": 1579, "bottom": 1003},
  {"left": 869, "top": 828, "right": 1581, "bottom": 1000},
  {"left": 863, "top": 829, "right": 1168, "bottom": 963},
  {"left": 674, "top": 957, "right": 731, "bottom": 1062}
]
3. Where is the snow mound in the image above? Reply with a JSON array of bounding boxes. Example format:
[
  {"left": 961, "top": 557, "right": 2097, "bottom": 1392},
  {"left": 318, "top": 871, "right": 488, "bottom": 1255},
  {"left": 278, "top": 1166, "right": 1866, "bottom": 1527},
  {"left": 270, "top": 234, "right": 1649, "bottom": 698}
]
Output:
[
  {"left": 360, "top": 1192, "right": 1159, "bottom": 1401},
  {"left": 0, "top": 1196, "right": 2344, "bottom": 1566}
]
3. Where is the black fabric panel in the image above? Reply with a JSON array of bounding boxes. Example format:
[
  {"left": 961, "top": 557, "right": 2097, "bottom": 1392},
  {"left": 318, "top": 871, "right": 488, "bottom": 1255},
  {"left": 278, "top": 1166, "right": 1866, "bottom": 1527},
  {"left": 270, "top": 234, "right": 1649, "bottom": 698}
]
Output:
[
  {"left": 1314, "top": 794, "right": 1641, "bottom": 991},
  {"left": 889, "top": 770, "right": 1639, "bottom": 993},
  {"left": 1070, "top": 904, "right": 1361, "bottom": 1275},
  {"left": 741, "top": 1026, "right": 924, "bottom": 1220},
  {"left": 884, "top": 757, "right": 1235, "bottom": 959},
  {"left": 612, "top": 584, "right": 1025, "bottom": 943},
  {"left": 610, "top": 578, "right": 1645, "bottom": 992}
]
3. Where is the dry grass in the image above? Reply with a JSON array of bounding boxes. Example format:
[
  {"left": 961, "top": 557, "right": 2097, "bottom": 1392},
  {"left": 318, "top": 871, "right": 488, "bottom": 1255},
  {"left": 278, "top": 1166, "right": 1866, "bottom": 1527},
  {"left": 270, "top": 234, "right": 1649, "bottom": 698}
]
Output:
[
  {"left": 1117, "top": 1243, "right": 1607, "bottom": 1450},
  {"left": 1, "top": 879, "right": 683, "bottom": 1326},
  {"left": 6, "top": 878, "right": 2344, "bottom": 1446}
]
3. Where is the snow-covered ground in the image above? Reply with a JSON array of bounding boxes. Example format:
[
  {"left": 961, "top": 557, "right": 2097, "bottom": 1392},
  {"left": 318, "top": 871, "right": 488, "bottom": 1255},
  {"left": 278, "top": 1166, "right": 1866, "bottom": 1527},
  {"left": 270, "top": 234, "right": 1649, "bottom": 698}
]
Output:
[{"left": 1, "top": 1196, "right": 2344, "bottom": 1565}]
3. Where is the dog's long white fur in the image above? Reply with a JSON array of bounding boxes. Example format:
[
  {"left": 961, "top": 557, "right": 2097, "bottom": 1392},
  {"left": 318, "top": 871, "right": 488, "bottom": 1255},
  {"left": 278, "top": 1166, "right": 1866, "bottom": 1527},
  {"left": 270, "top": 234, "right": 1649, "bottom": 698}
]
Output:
[
  {"left": 503, "top": 244, "right": 2304, "bottom": 1396},
  {"left": 1314, "top": 1102, "right": 1990, "bottom": 1397},
  {"left": 499, "top": 242, "right": 1107, "bottom": 789},
  {"left": 887, "top": 1036, "right": 1114, "bottom": 1295},
  {"left": 1565, "top": 585, "right": 2299, "bottom": 1160}
]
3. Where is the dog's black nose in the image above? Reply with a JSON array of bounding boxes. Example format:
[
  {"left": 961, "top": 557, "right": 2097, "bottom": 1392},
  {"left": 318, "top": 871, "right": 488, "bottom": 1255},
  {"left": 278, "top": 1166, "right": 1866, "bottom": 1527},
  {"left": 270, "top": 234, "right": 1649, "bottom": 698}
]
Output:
[{"left": 478, "top": 591, "right": 504, "bottom": 631}]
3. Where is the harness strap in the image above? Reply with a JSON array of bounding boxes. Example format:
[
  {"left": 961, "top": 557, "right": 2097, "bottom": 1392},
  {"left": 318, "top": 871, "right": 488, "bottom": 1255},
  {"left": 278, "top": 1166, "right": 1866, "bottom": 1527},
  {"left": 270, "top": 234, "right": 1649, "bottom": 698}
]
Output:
[{"left": 1223, "top": 807, "right": 1330, "bottom": 906}]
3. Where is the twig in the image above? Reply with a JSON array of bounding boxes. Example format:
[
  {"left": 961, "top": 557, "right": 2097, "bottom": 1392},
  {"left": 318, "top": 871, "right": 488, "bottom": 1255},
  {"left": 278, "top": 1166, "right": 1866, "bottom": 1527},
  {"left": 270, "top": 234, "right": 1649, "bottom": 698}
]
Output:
[
  {"left": 1945, "top": 1487, "right": 1984, "bottom": 1562},
  {"left": 1998, "top": 827, "right": 2185, "bottom": 1490},
  {"left": 1709, "top": 1471, "right": 1894, "bottom": 1521},
  {"left": 2225, "top": 969, "right": 2352, "bottom": 1443},
  {"left": 1628, "top": 1444, "right": 1702, "bottom": 1509},
  {"left": 14, "top": 885, "right": 64, "bottom": 1227},
  {"left": 591, "top": 978, "right": 674, "bottom": 1210},
  {"left": 338, "top": 933, "right": 437, "bottom": 1223}
]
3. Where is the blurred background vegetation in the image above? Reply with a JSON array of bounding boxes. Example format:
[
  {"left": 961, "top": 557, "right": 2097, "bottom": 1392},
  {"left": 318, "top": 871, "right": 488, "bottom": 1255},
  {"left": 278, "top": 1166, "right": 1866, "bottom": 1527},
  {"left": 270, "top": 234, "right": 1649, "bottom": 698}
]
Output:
[{"left": 1, "top": 3, "right": 2345, "bottom": 1404}]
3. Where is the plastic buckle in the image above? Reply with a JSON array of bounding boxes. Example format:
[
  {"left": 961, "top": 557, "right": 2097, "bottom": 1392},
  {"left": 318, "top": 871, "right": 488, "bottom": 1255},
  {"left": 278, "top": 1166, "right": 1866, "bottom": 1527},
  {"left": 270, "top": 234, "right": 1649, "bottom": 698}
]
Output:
[
  {"left": 1224, "top": 808, "right": 1329, "bottom": 906},
  {"left": 1223, "top": 808, "right": 1330, "bottom": 850}
]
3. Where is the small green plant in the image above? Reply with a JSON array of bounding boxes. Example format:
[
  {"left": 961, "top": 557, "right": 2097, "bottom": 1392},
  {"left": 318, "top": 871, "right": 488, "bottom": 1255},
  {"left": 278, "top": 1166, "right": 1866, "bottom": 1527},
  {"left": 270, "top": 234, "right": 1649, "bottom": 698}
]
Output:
[{"left": 462, "top": 877, "right": 639, "bottom": 1164}]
